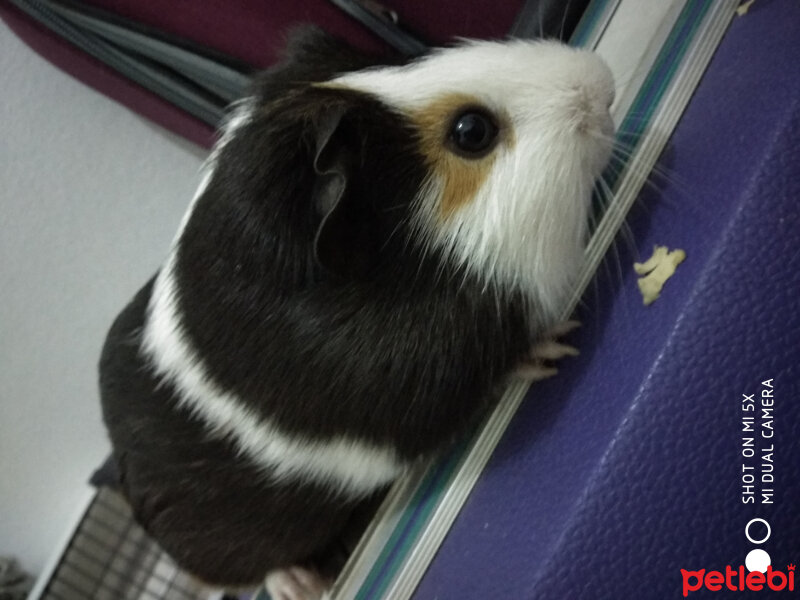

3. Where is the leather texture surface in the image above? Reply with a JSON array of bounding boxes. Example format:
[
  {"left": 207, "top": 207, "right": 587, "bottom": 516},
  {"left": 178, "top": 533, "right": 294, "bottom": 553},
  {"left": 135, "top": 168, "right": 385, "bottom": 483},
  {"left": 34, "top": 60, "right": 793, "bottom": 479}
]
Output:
[{"left": 414, "top": 1, "right": 800, "bottom": 598}]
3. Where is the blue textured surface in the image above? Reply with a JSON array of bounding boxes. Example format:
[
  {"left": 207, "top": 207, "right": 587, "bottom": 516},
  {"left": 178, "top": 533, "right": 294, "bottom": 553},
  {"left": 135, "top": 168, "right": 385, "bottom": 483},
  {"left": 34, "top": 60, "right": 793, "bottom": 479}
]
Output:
[{"left": 414, "top": 1, "right": 800, "bottom": 598}]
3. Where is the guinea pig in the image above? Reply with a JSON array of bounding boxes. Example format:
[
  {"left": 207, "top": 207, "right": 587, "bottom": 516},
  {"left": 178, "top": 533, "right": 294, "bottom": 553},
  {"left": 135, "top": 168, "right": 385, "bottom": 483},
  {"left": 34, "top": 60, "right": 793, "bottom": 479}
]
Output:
[{"left": 99, "top": 27, "right": 614, "bottom": 599}]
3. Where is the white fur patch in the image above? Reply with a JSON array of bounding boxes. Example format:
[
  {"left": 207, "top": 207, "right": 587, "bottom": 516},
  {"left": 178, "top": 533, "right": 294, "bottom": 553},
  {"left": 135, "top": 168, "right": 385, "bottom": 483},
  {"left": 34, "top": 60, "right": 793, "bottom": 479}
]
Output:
[
  {"left": 140, "top": 102, "right": 405, "bottom": 498},
  {"left": 141, "top": 250, "right": 405, "bottom": 497},
  {"left": 333, "top": 40, "right": 614, "bottom": 321}
]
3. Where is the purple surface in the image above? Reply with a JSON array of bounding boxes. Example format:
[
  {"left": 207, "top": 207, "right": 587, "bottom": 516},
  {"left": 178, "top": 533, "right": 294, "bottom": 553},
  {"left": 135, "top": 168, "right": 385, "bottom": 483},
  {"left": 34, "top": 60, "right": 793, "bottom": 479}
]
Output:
[{"left": 414, "top": 1, "right": 800, "bottom": 598}]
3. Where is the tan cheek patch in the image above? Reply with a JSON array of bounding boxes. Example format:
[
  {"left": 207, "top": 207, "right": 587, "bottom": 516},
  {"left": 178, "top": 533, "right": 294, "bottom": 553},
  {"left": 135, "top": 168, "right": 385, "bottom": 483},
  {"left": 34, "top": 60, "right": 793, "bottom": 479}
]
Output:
[{"left": 411, "top": 94, "right": 512, "bottom": 219}]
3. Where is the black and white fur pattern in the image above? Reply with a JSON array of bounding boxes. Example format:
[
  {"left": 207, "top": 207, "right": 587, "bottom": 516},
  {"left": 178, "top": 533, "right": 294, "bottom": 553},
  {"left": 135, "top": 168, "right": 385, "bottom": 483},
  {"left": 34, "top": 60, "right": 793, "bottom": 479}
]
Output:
[{"left": 99, "top": 29, "right": 613, "bottom": 594}]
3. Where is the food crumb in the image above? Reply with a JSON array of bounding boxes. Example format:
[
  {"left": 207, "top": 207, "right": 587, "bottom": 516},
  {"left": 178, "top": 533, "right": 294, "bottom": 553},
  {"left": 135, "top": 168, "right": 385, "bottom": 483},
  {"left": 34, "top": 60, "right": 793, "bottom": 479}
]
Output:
[
  {"left": 634, "top": 246, "right": 686, "bottom": 306},
  {"left": 736, "top": 0, "right": 756, "bottom": 16}
]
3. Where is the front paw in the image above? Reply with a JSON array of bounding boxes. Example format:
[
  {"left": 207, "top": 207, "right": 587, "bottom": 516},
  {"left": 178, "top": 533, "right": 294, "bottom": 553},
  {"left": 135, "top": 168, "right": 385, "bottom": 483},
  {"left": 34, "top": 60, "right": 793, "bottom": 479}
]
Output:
[{"left": 514, "top": 320, "right": 580, "bottom": 382}]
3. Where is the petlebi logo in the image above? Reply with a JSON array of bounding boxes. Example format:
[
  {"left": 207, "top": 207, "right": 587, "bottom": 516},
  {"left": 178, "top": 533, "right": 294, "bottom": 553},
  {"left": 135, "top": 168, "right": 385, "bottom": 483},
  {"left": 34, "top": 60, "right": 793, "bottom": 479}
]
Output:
[
  {"left": 681, "top": 380, "right": 793, "bottom": 596},
  {"left": 681, "top": 563, "right": 795, "bottom": 596},
  {"left": 681, "top": 518, "right": 795, "bottom": 595}
]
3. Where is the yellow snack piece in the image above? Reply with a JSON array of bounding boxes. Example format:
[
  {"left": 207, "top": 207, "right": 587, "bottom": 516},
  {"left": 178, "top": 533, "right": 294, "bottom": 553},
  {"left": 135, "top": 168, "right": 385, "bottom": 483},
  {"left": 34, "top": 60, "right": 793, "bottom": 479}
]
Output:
[
  {"left": 633, "top": 245, "right": 686, "bottom": 306},
  {"left": 736, "top": 0, "right": 756, "bottom": 17}
]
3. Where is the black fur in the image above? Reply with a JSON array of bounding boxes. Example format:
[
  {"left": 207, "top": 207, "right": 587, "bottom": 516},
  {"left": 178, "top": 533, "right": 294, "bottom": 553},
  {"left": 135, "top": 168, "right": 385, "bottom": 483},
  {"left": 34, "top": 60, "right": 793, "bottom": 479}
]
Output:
[
  {"left": 100, "top": 280, "right": 384, "bottom": 583},
  {"left": 100, "top": 29, "right": 534, "bottom": 587}
]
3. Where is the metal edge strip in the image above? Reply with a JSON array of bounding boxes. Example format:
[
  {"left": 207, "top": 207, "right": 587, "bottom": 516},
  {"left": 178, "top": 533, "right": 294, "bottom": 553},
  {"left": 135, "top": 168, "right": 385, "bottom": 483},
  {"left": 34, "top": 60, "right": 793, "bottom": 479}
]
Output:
[{"left": 355, "top": 450, "right": 465, "bottom": 599}]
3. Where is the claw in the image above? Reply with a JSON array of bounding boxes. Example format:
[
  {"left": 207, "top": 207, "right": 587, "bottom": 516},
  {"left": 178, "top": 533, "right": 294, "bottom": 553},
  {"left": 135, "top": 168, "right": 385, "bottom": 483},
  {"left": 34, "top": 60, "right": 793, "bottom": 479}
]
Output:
[
  {"left": 515, "top": 364, "right": 559, "bottom": 382},
  {"left": 545, "top": 319, "right": 581, "bottom": 337},
  {"left": 530, "top": 341, "right": 579, "bottom": 360},
  {"left": 513, "top": 320, "right": 581, "bottom": 382}
]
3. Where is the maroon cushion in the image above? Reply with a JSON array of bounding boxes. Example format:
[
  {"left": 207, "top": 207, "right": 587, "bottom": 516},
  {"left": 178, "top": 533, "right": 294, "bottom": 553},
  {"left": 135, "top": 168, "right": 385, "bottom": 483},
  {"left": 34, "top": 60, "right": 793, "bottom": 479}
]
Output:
[{"left": 0, "top": 1, "right": 524, "bottom": 148}]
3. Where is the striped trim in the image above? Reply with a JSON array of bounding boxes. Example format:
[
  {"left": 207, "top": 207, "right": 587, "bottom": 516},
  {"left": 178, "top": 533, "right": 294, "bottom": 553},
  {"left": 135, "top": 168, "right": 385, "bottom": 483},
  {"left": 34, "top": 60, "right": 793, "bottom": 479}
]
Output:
[
  {"left": 356, "top": 447, "right": 464, "bottom": 600},
  {"left": 613, "top": 0, "right": 711, "bottom": 184}
]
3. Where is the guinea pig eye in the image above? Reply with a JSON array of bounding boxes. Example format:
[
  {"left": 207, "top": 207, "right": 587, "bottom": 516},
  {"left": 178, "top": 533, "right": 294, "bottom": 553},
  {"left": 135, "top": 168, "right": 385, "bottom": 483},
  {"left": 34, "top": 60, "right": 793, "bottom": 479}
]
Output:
[{"left": 447, "top": 110, "right": 499, "bottom": 157}]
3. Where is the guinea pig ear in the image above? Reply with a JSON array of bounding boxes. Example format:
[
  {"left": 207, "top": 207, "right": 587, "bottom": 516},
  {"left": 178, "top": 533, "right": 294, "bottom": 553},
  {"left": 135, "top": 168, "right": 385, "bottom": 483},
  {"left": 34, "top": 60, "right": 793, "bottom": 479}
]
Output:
[{"left": 311, "top": 106, "right": 378, "bottom": 279}]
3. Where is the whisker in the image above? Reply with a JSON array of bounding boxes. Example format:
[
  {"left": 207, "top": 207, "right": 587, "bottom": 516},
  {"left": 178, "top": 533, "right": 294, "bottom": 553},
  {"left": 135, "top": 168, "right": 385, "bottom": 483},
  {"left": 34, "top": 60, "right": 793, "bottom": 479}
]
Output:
[
  {"left": 609, "top": 153, "right": 687, "bottom": 209},
  {"left": 607, "top": 143, "right": 684, "bottom": 190},
  {"left": 538, "top": 0, "right": 544, "bottom": 39},
  {"left": 594, "top": 181, "right": 639, "bottom": 334},
  {"left": 596, "top": 176, "right": 639, "bottom": 261}
]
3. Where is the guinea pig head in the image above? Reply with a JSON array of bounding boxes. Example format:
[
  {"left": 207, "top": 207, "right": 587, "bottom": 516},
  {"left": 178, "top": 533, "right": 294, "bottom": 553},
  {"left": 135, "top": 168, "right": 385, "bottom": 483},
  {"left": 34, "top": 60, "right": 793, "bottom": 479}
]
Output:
[{"left": 330, "top": 39, "right": 615, "bottom": 318}]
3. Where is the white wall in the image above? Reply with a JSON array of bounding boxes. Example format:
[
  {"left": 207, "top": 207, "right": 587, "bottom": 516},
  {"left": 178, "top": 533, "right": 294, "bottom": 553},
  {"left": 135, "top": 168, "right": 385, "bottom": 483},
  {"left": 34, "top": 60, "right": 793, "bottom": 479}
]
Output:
[{"left": 0, "top": 22, "right": 205, "bottom": 577}]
